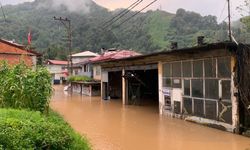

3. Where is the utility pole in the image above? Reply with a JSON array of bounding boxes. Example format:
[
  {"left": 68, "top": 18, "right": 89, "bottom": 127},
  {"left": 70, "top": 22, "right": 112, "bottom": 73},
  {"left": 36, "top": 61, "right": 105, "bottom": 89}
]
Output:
[
  {"left": 227, "top": 0, "right": 232, "bottom": 42},
  {"left": 53, "top": 16, "right": 73, "bottom": 75}
]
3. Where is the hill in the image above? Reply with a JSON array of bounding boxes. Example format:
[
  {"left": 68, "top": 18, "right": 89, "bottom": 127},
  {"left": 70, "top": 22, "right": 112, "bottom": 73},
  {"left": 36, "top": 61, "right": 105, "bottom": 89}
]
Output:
[{"left": 0, "top": 0, "right": 246, "bottom": 60}]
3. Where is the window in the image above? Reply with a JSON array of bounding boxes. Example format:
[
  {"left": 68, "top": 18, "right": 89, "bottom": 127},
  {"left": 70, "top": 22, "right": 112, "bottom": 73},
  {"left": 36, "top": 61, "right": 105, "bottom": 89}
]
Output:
[
  {"left": 172, "top": 62, "right": 181, "bottom": 77},
  {"left": 96, "top": 66, "right": 101, "bottom": 75},
  {"left": 193, "top": 60, "right": 203, "bottom": 77},
  {"left": 163, "top": 78, "right": 172, "bottom": 87},
  {"left": 205, "top": 100, "right": 217, "bottom": 120},
  {"left": 205, "top": 79, "right": 219, "bottom": 99},
  {"left": 205, "top": 59, "right": 216, "bottom": 77},
  {"left": 163, "top": 63, "right": 171, "bottom": 77},
  {"left": 172, "top": 78, "right": 182, "bottom": 88},
  {"left": 183, "top": 98, "right": 192, "bottom": 115},
  {"left": 182, "top": 61, "right": 192, "bottom": 77},
  {"left": 218, "top": 57, "right": 231, "bottom": 78},
  {"left": 221, "top": 80, "right": 231, "bottom": 100},
  {"left": 194, "top": 99, "right": 204, "bottom": 117},
  {"left": 184, "top": 80, "right": 190, "bottom": 96},
  {"left": 192, "top": 79, "right": 203, "bottom": 98}
]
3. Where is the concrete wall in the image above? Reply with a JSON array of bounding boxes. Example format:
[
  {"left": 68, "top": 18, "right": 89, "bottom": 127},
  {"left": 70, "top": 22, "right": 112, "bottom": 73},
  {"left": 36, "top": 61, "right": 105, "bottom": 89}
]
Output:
[{"left": 93, "top": 65, "right": 101, "bottom": 80}]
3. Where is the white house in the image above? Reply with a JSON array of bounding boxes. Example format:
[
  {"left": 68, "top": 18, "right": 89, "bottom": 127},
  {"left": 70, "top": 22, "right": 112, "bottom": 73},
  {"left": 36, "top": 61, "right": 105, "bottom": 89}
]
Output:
[{"left": 46, "top": 59, "right": 68, "bottom": 84}]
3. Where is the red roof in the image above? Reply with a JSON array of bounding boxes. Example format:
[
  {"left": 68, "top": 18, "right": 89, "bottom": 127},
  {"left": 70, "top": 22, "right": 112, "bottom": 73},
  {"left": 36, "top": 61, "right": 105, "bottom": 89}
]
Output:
[
  {"left": 0, "top": 39, "right": 41, "bottom": 56},
  {"left": 47, "top": 60, "right": 68, "bottom": 65},
  {"left": 0, "top": 39, "right": 35, "bottom": 56},
  {"left": 90, "top": 50, "right": 141, "bottom": 63}
]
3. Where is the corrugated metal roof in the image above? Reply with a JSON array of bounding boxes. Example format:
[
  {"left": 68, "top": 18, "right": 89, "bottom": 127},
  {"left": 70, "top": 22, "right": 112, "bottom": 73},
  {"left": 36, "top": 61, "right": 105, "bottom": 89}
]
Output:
[
  {"left": 90, "top": 50, "right": 141, "bottom": 63},
  {"left": 71, "top": 51, "right": 99, "bottom": 57},
  {"left": 47, "top": 60, "right": 68, "bottom": 65}
]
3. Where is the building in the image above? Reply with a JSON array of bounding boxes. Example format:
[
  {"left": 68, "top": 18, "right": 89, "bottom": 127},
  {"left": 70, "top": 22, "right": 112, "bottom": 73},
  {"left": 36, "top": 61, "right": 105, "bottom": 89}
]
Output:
[
  {"left": 0, "top": 39, "right": 39, "bottom": 67},
  {"left": 46, "top": 59, "right": 68, "bottom": 84},
  {"left": 98, "top": 41, "right": 250, "bottom": 134},
  {"left": 71, "top": 51, "right": 99, "bottom": 76},
  {"left": 70, "top": 49, "right": 141, "bottom": 97}
]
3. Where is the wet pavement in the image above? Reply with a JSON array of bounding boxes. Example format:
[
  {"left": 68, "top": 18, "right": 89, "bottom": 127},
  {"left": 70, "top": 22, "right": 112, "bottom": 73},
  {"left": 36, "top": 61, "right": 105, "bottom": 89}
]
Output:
[{"left": 50, "top": 85, "right": 250, "bottom": 150}]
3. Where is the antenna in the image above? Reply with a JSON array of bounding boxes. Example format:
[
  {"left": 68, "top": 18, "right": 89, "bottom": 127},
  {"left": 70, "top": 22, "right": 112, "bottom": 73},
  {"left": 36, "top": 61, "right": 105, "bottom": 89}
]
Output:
[
  {"left": 0, "top": 1, "right": 6, "bottom": 22},
  {"left": 227, "top": 0, "right": 232, "bottom": 42}
]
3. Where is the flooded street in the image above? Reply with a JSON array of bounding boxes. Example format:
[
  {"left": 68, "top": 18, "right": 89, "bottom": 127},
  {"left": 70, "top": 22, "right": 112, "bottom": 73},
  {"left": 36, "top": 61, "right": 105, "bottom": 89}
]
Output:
[{"left": 50, "top": 86, "right": 250, "bottom": 150}]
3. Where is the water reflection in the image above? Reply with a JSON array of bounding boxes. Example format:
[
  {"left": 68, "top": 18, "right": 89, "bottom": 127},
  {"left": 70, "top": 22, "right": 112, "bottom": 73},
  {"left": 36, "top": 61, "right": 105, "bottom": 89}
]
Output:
[{"left": 51, "top": 85, "right": 250, "bottom": 150}]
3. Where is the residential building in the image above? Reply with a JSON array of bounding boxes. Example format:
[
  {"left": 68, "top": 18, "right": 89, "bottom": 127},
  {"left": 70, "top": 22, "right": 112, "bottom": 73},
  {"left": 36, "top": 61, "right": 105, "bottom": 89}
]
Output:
[
  {"left": 0, "top": 39, "right": 40, "bottom": 67},
  {"left": 46, "top": 59, "right": 68, "bottom": 84}
]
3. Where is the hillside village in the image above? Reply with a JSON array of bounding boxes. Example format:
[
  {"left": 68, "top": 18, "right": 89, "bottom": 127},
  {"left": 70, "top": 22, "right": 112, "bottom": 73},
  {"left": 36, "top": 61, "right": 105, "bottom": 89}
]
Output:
[{"left": 0, "top": 0, "right": 250, "bottom": 149}]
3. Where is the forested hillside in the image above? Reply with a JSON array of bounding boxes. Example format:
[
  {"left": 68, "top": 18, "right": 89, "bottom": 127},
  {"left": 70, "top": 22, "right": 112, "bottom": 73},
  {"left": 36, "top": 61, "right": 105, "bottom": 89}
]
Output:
[{"left": 0, "top": 0, "right": 248, "bottom": 60}]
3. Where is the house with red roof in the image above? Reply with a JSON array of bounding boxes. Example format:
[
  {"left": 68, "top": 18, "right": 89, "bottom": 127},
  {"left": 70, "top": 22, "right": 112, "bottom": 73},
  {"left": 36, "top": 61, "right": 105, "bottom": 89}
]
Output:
[
  {"left": 0, "top": 39, "right": 40, "bottom": 67},
  {"left": 90, "top": 49, "right": 141, "bottom": 81},
  {"left": 46, "top": 59, "right": 68, "bottom": 84}
]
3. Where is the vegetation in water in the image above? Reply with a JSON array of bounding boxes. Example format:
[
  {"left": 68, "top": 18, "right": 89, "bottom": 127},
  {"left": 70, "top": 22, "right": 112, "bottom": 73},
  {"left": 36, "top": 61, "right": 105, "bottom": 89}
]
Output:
[
  {"left": 0, "top": 109, "right": 91, "bottom": 150},
  {"left": 68, "top": 75, "right": 94, "bottom": 82},
  {"left": 0, "top": 62, "right": 52, "bottom": 113}
]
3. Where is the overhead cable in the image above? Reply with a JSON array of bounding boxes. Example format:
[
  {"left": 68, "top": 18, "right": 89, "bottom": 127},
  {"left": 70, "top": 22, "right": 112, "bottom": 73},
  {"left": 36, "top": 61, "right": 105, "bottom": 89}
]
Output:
[{"left": 103, "top": 0, "right": 144, "bottom": 29}]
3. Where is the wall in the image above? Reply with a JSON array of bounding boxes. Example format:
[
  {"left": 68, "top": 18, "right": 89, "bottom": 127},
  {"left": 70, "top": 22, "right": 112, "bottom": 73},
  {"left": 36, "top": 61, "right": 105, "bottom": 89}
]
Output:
[
  {"left": 0, "top": 54, "right": 33, "bottom": 66},
  {"left": 93, "top": 65, "right": 101, "bottom": 80}
]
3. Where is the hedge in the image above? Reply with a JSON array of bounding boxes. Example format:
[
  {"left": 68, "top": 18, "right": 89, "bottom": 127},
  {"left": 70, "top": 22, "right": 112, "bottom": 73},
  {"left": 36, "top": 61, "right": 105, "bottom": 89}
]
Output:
[{"left": 0, "top": 109, "right": 91, "bottom": 150}]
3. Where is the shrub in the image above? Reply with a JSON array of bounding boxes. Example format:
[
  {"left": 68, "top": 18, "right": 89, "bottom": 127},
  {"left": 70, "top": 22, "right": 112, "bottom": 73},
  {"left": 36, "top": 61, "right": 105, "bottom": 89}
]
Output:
[
  {"left": 68, "top": 75, "right": 93, "bottom": 82},
  {"left": 0, "top": 62, "right": 52, "bottom": 112},
  {"left": 0, "top": 109, "right": 91, "bottom": 150}
]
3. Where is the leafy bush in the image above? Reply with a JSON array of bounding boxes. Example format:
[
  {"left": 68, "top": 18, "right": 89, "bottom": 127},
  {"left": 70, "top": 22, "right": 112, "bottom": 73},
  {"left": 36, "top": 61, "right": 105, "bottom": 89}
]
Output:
[
  {"left": 68, "top": 75, "right": 93, "bottom": 82},
  {"left": 0, "top": 109, "right": 91, "bottom": 150},
  {"left": 0, "top": 62, "right": 52, "bottom": 112}
]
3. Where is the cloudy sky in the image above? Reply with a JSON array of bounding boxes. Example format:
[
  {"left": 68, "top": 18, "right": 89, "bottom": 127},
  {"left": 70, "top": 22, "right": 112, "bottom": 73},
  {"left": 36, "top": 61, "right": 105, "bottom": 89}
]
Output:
[{"left": 0, "top": 0, "right": 246, "bottom": 21}]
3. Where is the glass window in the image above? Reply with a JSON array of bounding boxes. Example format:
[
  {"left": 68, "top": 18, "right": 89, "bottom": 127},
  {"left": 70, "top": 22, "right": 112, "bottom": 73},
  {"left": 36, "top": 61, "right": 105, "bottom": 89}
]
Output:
[
  {"left": 163, "top": 78, "right": 172, "bottom": 87},
  {"left": 163, "top": 63, "right": 171, "bottom": 77},
  {"left": 205, "top": 100, "right": 217, "bottom": 120},
  {"left": 182, "top": 61, "right": 192, "bottom": 77},
  {"left": 192, "top": 79, "right": 203, "bottom": 98},
  {"left": 172, "top": 78, "right": 182, "bottom": 88},
  {"left": 184, "top": 80, "right": 190, "bottom": 96},
  {"left": 193, "top": 60, "right": 203, "bottom": 77},
  {"left": 218, "top": 57, "right": 231, "bottom": 78},
  {"left": 183, "top": 98, "right": 192, "bottom": 115},
  {"left": 204, "top": 59, "right": 216, "bottom": 77},
  {"left": 172, "top": 62, "right": 181, "bottom": 77},
  {"left": 221, "top": 80, "right": 231, "bottom": 100},
  {"left": 205, "top": 79, "right": 219, "bottom": 99},
  {"left": 218, "top": 101, "right": 232, "bottom": 124},
  {"left": 194, "top": 99, "right": 204, "bottom": 117}
]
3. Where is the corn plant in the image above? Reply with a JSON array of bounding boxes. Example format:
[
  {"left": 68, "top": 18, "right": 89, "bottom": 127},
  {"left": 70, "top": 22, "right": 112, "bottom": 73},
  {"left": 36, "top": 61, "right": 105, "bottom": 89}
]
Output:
[{"left": 0, "top": 62, "right": 52, "bottom": 113}]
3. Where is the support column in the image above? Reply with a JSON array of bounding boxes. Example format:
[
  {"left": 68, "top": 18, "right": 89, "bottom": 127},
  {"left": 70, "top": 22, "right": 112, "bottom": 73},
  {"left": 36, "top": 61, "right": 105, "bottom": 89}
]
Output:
[
  {"left": 122, "top": 68, "right": 126, "bottom": 105},
  {"left": 231, "top": 56, "right": 240, "bottom": 133},
  {"left": 158, "top": 61, "right": 164, "bottom": 115}
]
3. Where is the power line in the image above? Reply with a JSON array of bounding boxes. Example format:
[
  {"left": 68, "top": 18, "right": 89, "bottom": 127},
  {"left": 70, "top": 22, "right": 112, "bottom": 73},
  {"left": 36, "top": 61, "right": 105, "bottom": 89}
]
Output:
[
  {"left": 112, "top": 0, "right": 157, "bottom": 29},
  {"left": 218, "top": 1, "right": 227, "bottom": 22},
  {"left": 0, "top": 1, "right": 6, "bottom": 22},
  {"left": 102, "top": 0, "right": 141, "bottom": 26},
  {"left": 103, "top": 0, "right": 143, "bottom": 29}
]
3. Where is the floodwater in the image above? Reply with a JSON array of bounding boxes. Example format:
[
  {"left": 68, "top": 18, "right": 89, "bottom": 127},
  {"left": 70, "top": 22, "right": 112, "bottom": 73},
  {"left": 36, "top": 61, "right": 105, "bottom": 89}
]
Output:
[{"left": 50, "top": 85, "right": 250, "bottom": 150}]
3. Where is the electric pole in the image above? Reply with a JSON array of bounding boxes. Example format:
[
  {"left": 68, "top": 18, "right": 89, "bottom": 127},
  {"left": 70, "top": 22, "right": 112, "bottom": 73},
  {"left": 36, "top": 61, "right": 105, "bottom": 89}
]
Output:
[
  {"left": 227, "top": 0, "right": 232, "bottom": 42},
  {"left": 53, "top": 16, "right": 73, "bottom": 75}
]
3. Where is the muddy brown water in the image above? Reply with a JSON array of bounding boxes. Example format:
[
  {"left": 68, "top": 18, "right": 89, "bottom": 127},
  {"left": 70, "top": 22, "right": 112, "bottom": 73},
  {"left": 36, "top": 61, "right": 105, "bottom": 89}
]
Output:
[{"left": 50, "top": 86, "right": 250, "bottom": 150}]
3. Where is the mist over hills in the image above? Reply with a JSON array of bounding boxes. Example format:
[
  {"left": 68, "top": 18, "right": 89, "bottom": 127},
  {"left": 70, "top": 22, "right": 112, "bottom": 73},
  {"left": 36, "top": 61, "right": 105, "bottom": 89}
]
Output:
[{"left": 0, "top": 0, "right": 247, "bottom": 60}]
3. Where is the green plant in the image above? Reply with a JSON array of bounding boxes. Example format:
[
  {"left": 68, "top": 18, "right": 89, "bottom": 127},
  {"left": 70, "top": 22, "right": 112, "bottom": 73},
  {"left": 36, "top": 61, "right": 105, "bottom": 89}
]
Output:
[
  {"left": 0, "top": 62, "right": 52, "bottom": 113},
  {"left": 0, "top": 109, "right": 91, "bottom": 150},
  {"left": 68, "top": 75, "right": 93, "bottom": 82}
]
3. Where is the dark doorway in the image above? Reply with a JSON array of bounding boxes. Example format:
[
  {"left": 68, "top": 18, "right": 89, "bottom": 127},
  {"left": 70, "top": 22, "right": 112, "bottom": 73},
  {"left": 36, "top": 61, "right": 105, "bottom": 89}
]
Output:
[
  {"left": 126, "top": 69, "right": 158, "bottom": 106},
  {"left": 108, "top": 71, "right": 122, "bottom": 99}
]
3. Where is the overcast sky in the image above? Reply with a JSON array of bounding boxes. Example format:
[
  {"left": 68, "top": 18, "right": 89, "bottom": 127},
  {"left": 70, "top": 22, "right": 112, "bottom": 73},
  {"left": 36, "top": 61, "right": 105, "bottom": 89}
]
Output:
[{"left": 0, "top": 0, "right": 246, "bottom": 21}]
